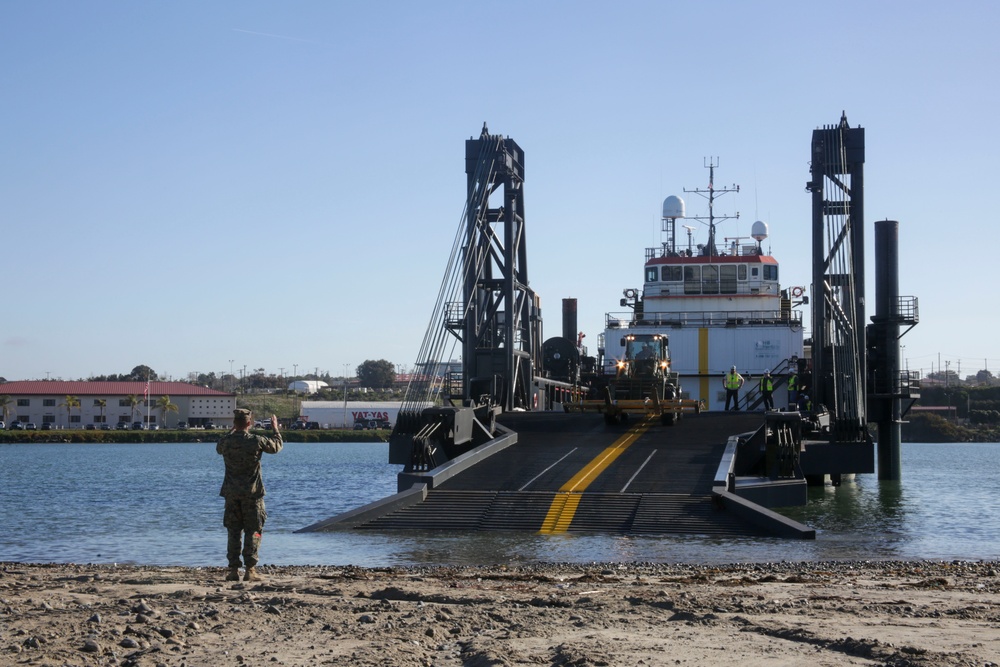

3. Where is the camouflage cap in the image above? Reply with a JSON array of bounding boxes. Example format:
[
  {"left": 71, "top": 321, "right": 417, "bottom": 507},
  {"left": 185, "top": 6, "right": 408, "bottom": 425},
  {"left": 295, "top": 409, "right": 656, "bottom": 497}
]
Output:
[{"left": 234, "top": 408, "right": 252, "bottom": 417}]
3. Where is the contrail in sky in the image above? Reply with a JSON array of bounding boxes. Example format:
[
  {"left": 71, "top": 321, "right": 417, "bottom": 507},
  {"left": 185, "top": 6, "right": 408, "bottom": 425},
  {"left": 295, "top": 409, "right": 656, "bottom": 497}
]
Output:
[{"left": 232, "top": 28, "right": 315, "bottom": 43}]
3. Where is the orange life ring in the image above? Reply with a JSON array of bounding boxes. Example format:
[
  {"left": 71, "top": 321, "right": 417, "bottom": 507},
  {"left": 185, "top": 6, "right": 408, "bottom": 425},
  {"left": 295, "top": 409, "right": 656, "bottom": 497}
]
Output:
[{"left": 791, "top": 286, "right": 804, "bottom": 298}]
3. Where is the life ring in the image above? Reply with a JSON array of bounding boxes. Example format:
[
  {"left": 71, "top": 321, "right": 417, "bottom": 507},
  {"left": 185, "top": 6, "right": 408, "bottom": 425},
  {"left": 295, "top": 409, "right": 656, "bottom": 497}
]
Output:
[{"left": 791, "top": 286, "right": 804, "bottom": 298}]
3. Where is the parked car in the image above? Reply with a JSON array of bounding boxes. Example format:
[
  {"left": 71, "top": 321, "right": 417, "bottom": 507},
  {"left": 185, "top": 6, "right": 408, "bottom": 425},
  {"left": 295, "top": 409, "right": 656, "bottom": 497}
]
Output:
[
  {"left": 9, "top": 421, "right": 24, "bottom": 430},
  {"left": 131, "top": 422, "right": 144, "bottom": 430},
  {"left": 40, "top": 423, "right": 54, "bottom": 431},
  {"left": 204, "top": 422, "right": 216, "bottom": 430},
  {"left": 100, "top": 424, "right": 112, "bottom": 431},
  {"left": 116, "top": 422, "right": 130, "bottom": 430},
  {"left": 0, "top": 420, "right": 5, "bottom": 430},
  {"left": 25, "top": 423, "right": 37, "bottom": 430},
  {"left": 84, "top": 424, "right": 96, "bottom": 430},
  {"left": 148, "top": 424, "right": 159, "bottom": 430},
  {"left": 177, "top": 422, "right": 188, "bottom": 430}
]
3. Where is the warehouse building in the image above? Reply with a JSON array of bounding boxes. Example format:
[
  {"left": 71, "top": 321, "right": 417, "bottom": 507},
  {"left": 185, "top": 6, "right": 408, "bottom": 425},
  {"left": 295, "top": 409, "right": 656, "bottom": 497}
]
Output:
[{"left": 0, "top": 381, "right": 236, "bottom": 429}]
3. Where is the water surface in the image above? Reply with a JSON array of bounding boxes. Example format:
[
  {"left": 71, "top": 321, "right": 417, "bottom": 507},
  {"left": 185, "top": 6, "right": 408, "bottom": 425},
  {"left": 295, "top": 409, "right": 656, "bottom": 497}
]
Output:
[{"left": 1, "top": 441, "right": 997, "bottom": 566}]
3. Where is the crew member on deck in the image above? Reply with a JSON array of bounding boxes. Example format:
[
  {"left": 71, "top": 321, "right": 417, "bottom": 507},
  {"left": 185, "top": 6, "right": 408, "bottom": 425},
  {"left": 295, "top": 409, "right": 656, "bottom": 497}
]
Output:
[
  {"left": 759, "top": 370, "right": 774, "bottom": 411},
  {"left": 724, "top": 366, "right": 744, "bottom": 411},
  {"left": 787, "top": 371, "right": 798, "bottom": 409}
]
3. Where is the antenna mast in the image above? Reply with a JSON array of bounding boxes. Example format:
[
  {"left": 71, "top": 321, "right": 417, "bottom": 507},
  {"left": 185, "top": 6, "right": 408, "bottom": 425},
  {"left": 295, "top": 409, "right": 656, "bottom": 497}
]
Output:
[{"left": 684, "top": 157, "right": 739, "bottom": 256}]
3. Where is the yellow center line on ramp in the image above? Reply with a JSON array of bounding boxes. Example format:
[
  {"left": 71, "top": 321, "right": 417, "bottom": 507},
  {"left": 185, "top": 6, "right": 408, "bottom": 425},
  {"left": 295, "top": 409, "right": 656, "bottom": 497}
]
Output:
[{"left": 539, "top": 418, "right": 653, "bottom": 534}]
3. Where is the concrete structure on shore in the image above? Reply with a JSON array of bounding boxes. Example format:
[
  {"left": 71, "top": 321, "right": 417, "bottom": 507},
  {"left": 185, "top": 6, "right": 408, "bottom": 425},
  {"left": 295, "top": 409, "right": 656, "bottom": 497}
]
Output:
[{"left": 0, "top": 381, "right": 236, "bottom": 429}]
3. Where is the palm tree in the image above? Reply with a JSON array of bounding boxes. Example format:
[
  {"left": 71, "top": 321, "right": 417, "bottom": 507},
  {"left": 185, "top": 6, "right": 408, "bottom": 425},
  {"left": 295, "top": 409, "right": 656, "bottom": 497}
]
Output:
[
  {"left": 155, "top": 395, "right": 179, "bottom": 428},
  {"left": 126, "top": 394, "right": 141, "bottom": 424},
  {"left": 0, "top": 395, "right": 11, "bottom": 424},
  {"left": 97, "top": 399, "right": 107, "bottom": 425},
  {"left": 60, "top": 395, "right": 81, "bottom": 428}
]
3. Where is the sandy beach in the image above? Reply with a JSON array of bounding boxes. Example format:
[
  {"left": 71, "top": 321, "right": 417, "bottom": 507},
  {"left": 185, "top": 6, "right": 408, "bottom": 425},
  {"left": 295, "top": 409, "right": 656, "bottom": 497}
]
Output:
[{"left": 2, "top": 560, "right": 999, "bottom": 666}]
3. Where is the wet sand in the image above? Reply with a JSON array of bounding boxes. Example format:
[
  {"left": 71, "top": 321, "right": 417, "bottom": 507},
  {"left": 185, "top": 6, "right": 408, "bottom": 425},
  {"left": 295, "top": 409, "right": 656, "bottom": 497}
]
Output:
[{"left": 2, "top": 560, "right": 999, "bottom": 666}]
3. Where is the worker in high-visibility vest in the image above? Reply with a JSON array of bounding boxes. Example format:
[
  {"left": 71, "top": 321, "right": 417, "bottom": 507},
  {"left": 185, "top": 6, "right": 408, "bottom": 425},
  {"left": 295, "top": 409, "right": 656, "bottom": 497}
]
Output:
[
  {"left": 759, "top": 370, "right": 774, "bottom": 411},
  {"left": 723, "top": 366, "right": 744, "bottom": 411},
  {"left": 787, "top": 372, "right": 798, "bottom": 409}
]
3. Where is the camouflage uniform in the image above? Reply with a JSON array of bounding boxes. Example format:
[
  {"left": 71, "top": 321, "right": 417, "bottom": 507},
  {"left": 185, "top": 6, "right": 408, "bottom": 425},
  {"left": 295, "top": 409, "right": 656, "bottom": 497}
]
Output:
[{"left": 217, "top": 425, "right": 283, "bottom": 569}]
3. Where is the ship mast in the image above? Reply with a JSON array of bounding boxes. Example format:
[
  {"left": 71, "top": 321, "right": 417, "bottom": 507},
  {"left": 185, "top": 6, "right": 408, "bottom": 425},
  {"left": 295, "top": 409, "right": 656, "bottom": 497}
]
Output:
[{"left": 684, "top": 158, "right": 739, "bottom": 257}]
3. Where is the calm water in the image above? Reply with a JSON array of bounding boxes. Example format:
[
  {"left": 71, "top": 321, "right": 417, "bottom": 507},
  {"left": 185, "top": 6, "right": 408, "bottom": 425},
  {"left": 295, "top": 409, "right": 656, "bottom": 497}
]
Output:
[{"left": 1, "top": 441, "right": 998, "bottom": 567}]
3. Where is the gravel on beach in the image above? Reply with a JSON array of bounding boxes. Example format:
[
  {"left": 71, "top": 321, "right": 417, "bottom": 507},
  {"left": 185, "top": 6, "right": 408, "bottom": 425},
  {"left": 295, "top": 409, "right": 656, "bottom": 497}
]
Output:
[{"left": 3, "top": 559, "right": 999, "bottom": 666}]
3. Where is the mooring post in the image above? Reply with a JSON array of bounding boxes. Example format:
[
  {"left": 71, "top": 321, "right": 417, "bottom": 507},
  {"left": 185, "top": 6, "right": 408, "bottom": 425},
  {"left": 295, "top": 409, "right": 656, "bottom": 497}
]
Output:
[{"left": 873, "top": 219, "right": 902, "bottom": 480}]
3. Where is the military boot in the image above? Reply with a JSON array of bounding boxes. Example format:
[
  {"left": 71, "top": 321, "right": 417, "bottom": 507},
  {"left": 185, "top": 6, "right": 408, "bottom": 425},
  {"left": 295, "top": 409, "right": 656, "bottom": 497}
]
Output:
[
  {"left": 225, "top": 568, "right": 241, "bottom": 582},
  {"left": 244, "top": 567, "right": 262, "bottom": 582}
]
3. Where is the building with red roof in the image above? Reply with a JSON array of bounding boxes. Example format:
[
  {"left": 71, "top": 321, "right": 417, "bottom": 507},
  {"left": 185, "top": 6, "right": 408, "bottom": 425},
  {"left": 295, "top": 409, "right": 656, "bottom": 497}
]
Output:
[{"left": 0, "top": 381, "right": 236, "bottom": 429}]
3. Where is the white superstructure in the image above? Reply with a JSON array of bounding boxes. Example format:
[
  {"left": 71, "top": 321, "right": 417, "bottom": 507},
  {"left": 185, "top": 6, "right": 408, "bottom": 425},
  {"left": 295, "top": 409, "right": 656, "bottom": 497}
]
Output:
[{"left": 600, "top": 162, "right": 805, "bottom": 411}]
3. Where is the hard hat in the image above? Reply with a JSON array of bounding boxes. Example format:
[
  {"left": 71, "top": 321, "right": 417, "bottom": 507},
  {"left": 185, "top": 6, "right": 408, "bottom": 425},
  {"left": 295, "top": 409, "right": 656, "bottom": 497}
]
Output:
[{"left": 731, "top": 366, "right": 736, "bottom": 371}]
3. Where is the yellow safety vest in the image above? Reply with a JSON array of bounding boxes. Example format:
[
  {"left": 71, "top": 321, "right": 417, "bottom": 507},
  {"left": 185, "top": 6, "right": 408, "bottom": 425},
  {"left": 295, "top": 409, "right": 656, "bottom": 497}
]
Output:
[
  {"left": 760, "top": 377, "right": 773, "bottom": 392},
  {"left": 725, "top": 372, "right": 742, "bottom": 390},
  {"left": 788, "top": 375, "right": 797, "bottom": 391}
]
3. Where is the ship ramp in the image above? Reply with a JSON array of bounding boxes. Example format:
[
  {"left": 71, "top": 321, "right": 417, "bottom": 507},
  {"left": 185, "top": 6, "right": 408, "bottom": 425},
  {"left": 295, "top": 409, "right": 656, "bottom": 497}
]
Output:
[{"left": 302, "top": 411, "right": 813, "bottom": 538}]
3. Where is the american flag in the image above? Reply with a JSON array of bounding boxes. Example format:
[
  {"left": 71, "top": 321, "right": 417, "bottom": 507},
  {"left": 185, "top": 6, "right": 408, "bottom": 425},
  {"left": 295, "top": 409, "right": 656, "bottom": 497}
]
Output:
[{"left": 144, "top": 381, "right": 150, "bottom": 398}]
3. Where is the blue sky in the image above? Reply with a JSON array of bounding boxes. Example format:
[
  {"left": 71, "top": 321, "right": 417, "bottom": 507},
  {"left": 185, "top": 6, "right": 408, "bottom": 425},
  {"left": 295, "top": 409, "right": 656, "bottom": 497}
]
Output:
[{"left": 2, "top": 1, "right": 997, "bottom": 382}]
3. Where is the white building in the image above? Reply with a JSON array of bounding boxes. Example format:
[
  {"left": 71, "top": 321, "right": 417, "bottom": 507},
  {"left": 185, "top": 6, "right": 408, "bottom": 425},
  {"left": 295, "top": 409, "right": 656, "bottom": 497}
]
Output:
[
  {"left": 287, "top": 380, "right": 330, "bottom": 394},
  {"left": 0, "top": 380, "right": 237, "bottom": 428}
]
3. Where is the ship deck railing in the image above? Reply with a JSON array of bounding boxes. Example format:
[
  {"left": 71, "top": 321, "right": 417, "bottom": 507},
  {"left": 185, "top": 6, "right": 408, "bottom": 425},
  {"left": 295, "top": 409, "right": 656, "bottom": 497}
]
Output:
[{"left": 606, "top": 309, "right": 802, "bottom": 328}]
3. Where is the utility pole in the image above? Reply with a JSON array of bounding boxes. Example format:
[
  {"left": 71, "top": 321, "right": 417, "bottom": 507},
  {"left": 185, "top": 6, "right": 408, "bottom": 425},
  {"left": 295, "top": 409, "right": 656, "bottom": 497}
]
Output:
[{"left": 343, "top": 363, "right": 350, "bottom": 429}]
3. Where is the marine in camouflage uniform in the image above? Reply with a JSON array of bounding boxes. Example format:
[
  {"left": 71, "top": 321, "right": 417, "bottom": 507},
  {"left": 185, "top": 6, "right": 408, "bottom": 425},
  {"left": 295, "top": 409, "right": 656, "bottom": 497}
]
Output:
[{"left": 217, "top": 408, "right": 283, "bottom": 582}]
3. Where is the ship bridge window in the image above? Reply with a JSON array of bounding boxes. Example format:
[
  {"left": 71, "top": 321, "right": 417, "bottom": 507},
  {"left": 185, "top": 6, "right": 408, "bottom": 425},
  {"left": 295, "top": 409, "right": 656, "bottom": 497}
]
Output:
[
  {"left": 764, "top": 265, "right": 778, "bottom": 281},
  {"left": 663, "top": 266, "right": 682, "bottom": 282},
  {"left": 751, "top": 266, "right": 760, "bottom": 278},
  {"left": 684, "top": 266, "right": 701, "bottom": 294},
  {"left": 701, "top": 265, "right": 719, "bottom": 294},
  {"left": 738, "top": 265, "right": 747, "bottom": 280},
  {"left": 720, "top": 265, "right": 737, "bottom": 294},
  {"left": 645, "top": 267, "right": 659, "bottom": 283}
]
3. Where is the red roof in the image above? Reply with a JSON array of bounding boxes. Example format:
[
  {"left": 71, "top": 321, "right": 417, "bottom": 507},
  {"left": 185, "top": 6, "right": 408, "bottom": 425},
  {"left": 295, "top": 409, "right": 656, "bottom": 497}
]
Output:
[
  {"left": 0, "top": 381, "right": 234, "bottom": 397},
  {"left": 647, "top": 254, "right": 777, "bottom": 265}
]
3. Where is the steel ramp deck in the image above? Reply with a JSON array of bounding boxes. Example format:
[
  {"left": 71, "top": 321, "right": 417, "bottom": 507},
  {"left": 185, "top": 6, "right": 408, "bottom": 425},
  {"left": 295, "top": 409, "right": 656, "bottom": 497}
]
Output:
[{"left": 357, "top": 411, "right": 772, "bottom": 536}]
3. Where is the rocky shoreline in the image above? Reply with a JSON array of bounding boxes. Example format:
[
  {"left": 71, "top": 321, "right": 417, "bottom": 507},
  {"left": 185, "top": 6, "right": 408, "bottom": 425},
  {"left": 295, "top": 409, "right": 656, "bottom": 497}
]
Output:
[{"left": 3, "top": 559, "right": 999, "bottom": 666}]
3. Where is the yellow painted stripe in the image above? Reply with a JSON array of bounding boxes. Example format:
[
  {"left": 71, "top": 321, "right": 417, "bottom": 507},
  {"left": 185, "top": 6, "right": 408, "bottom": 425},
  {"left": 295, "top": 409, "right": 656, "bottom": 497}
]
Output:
[
  {"left": 539, "top": 420, "right": 652, "bottom": 534},
  {"left": 698, "top": 327, "right": 709, "bottom": 406}
]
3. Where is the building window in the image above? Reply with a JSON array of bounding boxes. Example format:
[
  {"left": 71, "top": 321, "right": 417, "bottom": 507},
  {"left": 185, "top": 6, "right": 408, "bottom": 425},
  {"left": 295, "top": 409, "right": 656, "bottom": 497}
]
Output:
[
  {"left": 42, "top": 416, "right": 56, "bottom": 424},
  {"left": 17, "top": 399, "right": 29, "bottom": 407},
  {"left": 119, "top": 399, "right": 130, "bottom": 407},
  {"left": 93, "top": 399, "right": 103, "bottom": 406},
  {"left": 43, "top": 399, "right": 56, "bottom": 407},
  {"left": 70, "top": 415, "right": 80, "bottom": 423}
]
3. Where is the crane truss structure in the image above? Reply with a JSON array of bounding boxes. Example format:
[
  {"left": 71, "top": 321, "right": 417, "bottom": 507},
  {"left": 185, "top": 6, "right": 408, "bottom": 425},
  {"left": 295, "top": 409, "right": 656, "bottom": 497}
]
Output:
[
  {"left": 396, "top": 125, "right": 540, "bottom": 421},
  {"left": 450, "top": 125, "right": 540, "bottom": 411},
  {"left": 807, "top": 113, "right": 869, "bottom": 443}
]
